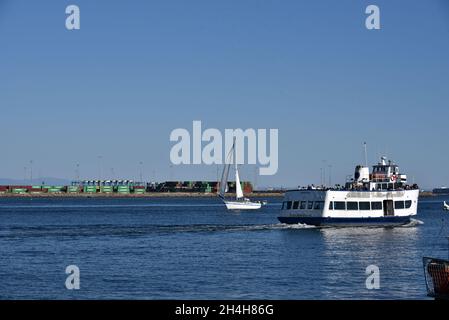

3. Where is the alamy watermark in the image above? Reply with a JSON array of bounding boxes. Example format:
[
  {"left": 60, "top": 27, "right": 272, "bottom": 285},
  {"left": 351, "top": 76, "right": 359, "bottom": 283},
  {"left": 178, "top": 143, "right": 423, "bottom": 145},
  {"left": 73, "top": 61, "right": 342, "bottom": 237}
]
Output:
[
  {"left": 65, "top": 4, "right": 379, "bottom": 31},
  {"left": 365, "top": 265, "right": 380, "bottom": 290},
  {"left": 169, "top": 121, "right": 278, "bottom": 176},
  {"left": 365, "top": 5, "right": 380, "bottom": 30},
  {"left": 65, "top": 265, "right": 80, "bottom": 290},
  {"left": 65, "top": 5, "right": 80, "bottom": 30}
]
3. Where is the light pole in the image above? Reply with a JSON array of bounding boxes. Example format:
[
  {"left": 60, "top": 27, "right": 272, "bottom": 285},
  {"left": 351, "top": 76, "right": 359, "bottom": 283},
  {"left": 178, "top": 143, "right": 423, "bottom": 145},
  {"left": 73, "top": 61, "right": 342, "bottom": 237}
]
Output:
[
  {"left": 30, "top": 160, "right": 33, "bottom": 184},
  {"left": 98, "top": 156, "right": 103, "bottom": 181},
  {"left": 76, "top": 163, "right": 80, "bottom": 181},
  {"left": 322, "top": 160, "right": 327, "bottom": 187},
  {"left": 328, "top": 164, "right": 332, "bottom": 187},
  {"left": 139, "top": 161, "right": 143, "bottom": 183}
]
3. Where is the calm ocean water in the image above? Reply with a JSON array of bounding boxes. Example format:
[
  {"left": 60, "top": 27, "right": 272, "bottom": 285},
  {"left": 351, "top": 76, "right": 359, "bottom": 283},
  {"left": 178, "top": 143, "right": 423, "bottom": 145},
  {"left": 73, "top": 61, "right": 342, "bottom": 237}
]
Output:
[{"left": 1, "top": 195, "right": 449, "bottom": 300}]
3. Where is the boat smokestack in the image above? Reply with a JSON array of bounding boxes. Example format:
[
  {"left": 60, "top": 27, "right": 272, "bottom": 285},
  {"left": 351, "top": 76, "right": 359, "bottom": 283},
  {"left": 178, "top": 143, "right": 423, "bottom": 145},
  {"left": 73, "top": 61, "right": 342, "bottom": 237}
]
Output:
[{"left": 354, "top": 165, "right": 370, "bottom": 184}]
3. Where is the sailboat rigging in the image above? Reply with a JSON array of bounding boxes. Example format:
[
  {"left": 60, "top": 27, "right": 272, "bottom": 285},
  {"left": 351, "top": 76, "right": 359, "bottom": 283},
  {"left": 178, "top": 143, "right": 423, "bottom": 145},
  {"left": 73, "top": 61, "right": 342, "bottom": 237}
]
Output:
[{"left": 218, "top": 139, "right": 263, "bottom": 210}]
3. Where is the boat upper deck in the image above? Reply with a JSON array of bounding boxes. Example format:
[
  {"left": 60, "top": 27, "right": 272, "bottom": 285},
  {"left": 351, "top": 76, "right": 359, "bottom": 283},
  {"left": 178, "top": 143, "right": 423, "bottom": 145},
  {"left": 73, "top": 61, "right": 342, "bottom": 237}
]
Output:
[
  {"left": 287, "top": 183, "right": 420, "bottom": 193},
  {"left": 288, "top": 156, "right": 419, "bottom": 193}
]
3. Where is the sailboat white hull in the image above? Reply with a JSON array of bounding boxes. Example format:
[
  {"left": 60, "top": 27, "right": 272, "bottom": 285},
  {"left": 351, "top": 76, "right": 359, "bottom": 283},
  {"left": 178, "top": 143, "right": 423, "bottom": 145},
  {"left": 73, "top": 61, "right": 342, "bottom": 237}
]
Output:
[
  {"left": 224, "top": 200, "right": 262, "bottom": 210},
  {"left": 218, "top": 138, "right": 263, "bottom": 210}
]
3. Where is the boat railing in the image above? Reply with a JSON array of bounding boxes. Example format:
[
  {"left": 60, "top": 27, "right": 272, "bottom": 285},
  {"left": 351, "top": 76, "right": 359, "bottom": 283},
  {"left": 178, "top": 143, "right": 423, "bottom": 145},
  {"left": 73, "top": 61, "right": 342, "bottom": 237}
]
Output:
[
  {"left": 294, "top": 184, "right": 419, "bottom": 192},
  {"left": 371, "top": 178, "right": 394, "bottom": 183}
]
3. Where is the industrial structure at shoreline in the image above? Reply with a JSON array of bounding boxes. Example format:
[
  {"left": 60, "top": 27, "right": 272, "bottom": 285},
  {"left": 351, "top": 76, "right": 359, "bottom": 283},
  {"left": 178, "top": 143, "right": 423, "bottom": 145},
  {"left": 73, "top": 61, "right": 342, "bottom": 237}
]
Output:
[{"left": 0, "top": 180, "right": 254, "bottom": 195}]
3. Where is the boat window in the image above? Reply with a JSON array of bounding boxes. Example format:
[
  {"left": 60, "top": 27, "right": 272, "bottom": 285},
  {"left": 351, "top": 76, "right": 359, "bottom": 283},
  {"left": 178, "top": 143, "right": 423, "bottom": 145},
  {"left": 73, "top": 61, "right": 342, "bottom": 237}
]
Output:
[
  {"left": 395, "top": 201, "right": 405, "bottom": 209},
  {"left": 293, "top": 201, "right": 299, "bottom": 210},
  {"left": 281, "top": 202, "right": 285, "bottom": 210},
  {"left": 359, "top": 202, "right": 370, "bottom": 210},
  {"left": 329, "top": 201, "right": 334, "bottom": 210},
  {"left": 405, "top": 200, "right": 412, "bottom": 209},
  {"left": 382, "top": 184, "right": 388, "bottom": 190},
  {"left": 314, "top": 201, "right": 324, "bottom": 210},
  {"left": 286, "top": 201, "right": 292, "bottom": 210},
  {"left": 371, "top": 202, "right": 382, "bottom": 210},
  {"left": 334, "top": 201, "right": 346, "bottom": 210},
  {"left": 347, "top": 202, "right": 358, "bottom": 210},
  {"left": 388, "top": 183, "right": 394, "bottom": 190},
  {"left": 300, "top": 201, "right": 307, "bottom": 210},
  {"left": 307, "top": 201, "right": 314, "bottom": 210}
]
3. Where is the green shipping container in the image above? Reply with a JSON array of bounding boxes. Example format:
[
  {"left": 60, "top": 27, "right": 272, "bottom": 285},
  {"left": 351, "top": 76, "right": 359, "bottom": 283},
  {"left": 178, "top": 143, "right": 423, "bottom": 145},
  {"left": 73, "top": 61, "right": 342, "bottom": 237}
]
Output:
[
  {"left": 48, "top": 187, "right": 63, "bottom": 193},
  {"left": 12, "top": 188, "right": 28, "bottom": 194},
  {"left": 84, "top": 186, "right": 97, "bottom": 193},
  {"left": 117, "top": 186, "right": 130, "bottom": 193},
  {"left": 101, "top": 186, "right": 113, "bottom": 193},
  {"left": 68, "top": 186, "right": 80, "bottom": 193},
  {"left": 134, "top": 188, "right": 145, "bottom": 194}
]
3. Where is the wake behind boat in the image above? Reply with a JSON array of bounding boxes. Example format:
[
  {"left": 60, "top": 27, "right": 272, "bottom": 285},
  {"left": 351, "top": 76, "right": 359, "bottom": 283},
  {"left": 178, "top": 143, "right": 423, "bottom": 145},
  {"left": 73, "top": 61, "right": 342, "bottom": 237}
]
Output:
[{"left": 218, "top": 139, "right": 264, "bottom": 210}]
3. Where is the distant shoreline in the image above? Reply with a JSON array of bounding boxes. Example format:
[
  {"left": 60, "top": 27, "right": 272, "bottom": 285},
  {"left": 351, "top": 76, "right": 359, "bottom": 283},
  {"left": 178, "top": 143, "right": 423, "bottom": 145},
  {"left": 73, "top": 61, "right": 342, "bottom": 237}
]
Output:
[
  {"left": 0, "top": 191, "right": 438, "bottom": 198},
  {"left": 0, "top": 192, "right": 284, "bottom": 198}
]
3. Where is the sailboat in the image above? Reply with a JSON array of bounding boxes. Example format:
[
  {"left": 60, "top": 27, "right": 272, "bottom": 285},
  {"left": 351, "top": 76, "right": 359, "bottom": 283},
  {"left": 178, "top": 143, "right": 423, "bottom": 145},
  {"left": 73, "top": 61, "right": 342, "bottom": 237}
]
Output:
[
  {"left": 444, "top": 201, "right": 449, "bottom": 211},
  {"left": 218, "top": 140, "right": 263, "bottom": 210}
]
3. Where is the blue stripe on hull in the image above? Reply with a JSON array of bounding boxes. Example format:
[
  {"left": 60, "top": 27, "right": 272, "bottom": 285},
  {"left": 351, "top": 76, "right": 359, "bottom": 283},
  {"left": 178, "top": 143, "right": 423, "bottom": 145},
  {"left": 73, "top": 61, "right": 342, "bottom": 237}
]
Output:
[{"left": 277, "top": 216, "right": 411, "bottom": 227}]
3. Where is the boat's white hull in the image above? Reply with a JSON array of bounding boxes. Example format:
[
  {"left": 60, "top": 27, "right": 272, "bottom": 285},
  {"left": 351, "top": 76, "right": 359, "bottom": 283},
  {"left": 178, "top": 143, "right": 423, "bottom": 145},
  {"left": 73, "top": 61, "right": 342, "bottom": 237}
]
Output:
[
  {"left": 278, "top": 189, "right": 419, "bottom": 226},
  {"left": 224, "top": 200, "right": 262, "bottom": 210}
]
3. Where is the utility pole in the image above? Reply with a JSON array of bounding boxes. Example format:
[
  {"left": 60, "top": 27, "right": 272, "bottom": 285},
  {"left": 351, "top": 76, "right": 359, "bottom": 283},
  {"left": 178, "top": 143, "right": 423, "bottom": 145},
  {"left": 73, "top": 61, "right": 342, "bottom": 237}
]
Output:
[{"left": 328, "top": 164, "right": 332, "bottom": 187}]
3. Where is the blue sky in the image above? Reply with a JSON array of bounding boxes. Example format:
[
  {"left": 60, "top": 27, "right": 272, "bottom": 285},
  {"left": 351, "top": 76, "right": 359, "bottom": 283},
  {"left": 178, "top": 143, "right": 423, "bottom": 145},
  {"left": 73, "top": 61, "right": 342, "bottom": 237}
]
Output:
[{"left": 1, "top": 0, "right": 449, "bottom": 189}]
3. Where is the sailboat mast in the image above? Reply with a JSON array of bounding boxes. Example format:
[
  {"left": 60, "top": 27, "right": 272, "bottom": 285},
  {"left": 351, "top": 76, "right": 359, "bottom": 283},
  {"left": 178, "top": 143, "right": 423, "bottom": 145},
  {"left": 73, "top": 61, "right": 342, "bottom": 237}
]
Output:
[{"left": 234, "top": 138, "right": 238, "bottom": 200}]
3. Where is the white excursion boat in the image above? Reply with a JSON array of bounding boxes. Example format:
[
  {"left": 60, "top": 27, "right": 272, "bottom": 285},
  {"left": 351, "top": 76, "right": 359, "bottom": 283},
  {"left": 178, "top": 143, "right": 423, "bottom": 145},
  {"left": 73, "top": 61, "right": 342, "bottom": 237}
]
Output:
[
  {"left": 278, "top": 156, "right": 420, "bottom": 227},
  {"left": 218, "top": 140, "right": 263, "bottom": 210}
]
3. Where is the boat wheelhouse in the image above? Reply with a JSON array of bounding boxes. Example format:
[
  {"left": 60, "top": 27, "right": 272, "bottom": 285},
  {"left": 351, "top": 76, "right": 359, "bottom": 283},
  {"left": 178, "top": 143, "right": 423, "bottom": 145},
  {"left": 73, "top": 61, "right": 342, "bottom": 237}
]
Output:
[{"left": 278, "top": 156, "right": 419, "bottom": 227}]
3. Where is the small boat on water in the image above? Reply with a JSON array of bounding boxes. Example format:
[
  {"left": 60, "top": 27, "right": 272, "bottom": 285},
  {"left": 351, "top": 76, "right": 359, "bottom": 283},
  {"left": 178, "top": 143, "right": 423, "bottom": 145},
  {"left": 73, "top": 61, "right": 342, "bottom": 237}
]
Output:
[
  {"left": 278, "top": 154, "right": 420, "bottom": 227},
  {"left": 443, "top": 201, "right": 449, "bottom": 211},
  {"left": 218, "top": 139, "right": 264, "bottom": 210},
  {"left": 423, "top": 257, "right": 449, "bottom": 299}
]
